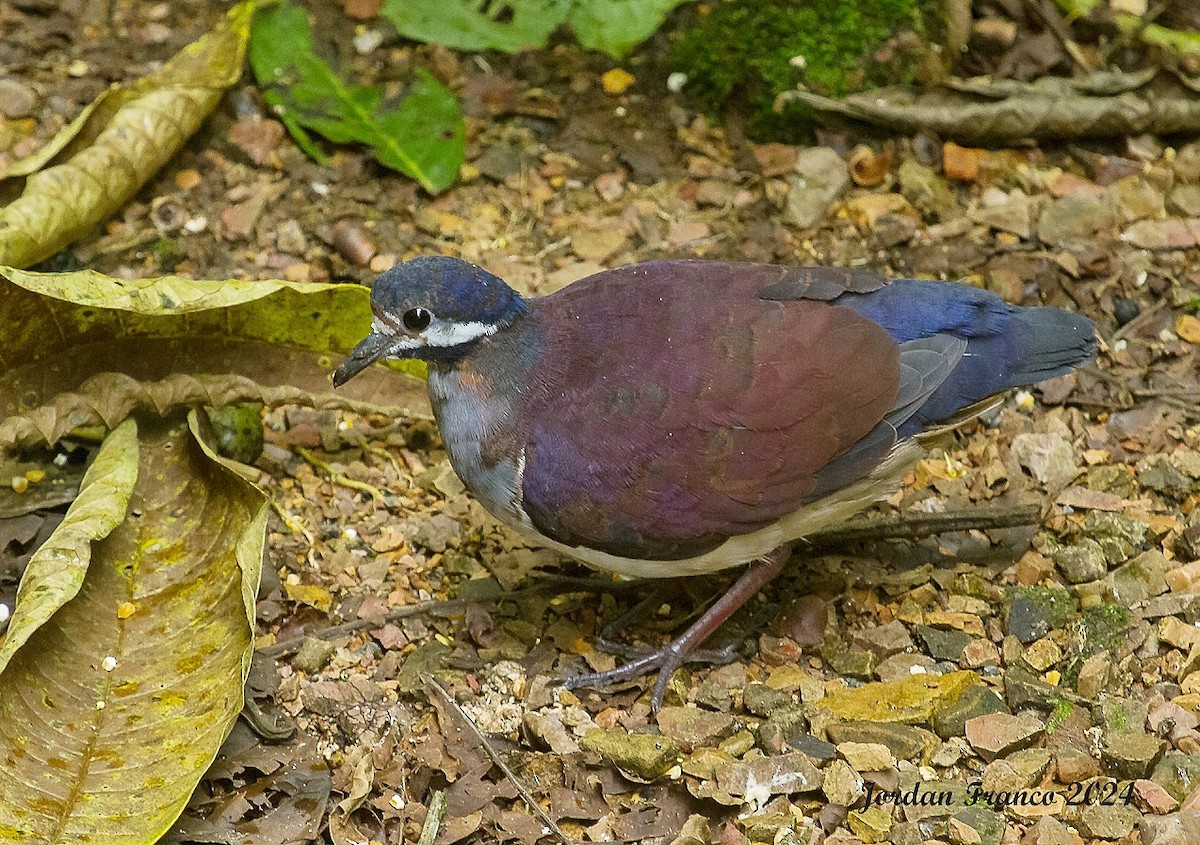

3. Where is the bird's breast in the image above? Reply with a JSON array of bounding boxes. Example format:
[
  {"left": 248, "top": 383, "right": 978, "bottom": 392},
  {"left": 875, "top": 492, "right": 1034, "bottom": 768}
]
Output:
[{"left": 428, "top": 367, "right": 528, "bottom": 529}]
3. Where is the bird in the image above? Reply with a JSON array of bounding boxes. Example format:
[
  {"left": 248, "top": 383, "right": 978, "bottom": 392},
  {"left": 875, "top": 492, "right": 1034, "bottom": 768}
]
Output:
[{"left": 333, "top": 255, "right": 1094, "bottom": 708}]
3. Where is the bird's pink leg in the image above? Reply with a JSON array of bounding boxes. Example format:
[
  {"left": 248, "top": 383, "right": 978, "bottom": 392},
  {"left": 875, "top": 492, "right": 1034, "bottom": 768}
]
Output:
[{"left": 561, "top": 543, "right": 793, "bottom": 710}]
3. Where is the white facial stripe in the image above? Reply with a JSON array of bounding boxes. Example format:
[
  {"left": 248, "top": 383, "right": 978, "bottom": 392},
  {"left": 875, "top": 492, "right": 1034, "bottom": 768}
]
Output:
[
  {"left": 372, "top": 316, "right": 397, "bottom": 336},
  {"left": 384, "top": 318, "right": 497, "bottom": 353}
]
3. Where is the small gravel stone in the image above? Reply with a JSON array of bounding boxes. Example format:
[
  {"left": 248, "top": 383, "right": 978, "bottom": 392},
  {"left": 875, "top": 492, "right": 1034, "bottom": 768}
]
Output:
[
  {"left": 931, "top": 684, "right": 1008, "bottom": 740},
  {"left": 1053, "top": 540, "right": 1107, "bottom": 583},
  {"left": 1150, "top": 751, "right": 1200, "bottom": 801},
  {"left": 1073, "top": 803, "right": 1140, "bottom": 839},
  {"left": 1102, "top": 732, "right": 1165, "bottom": 779},
  {"left": 916, "top": 624, "right": 973, "bottom": 660},
  {"left": 961, "top": 638, "right": 1001, "bottom": 668},
  {"left": 826, "top": 721, "right": 940, "bottom": 762},
  {"left": 837, "top": 741, "right": 894, "bottom": 771},
  {"left": 1076, "top": 652, "right": 1113, "bottom": 699},
  {"left": 1022, "top": 637, "right": 1063, "bottom": 671},
  {"left": 1054, "top": 747, "right": 1100, "bottom": 783},
  {"left": 1005, "top": 598, "right": 1051, "bottom": 644},
  {"left": 292, "top": 636, "right": 337, "bottom": 673},
  {"left": 1021, "top": 816, "right": 1077, "bottom": 845},
  {"left": 0, "top": 76, "right": 37, "bottom": 118},
  {"left": 822, "top": 759, "right": 864, "bottom": 805},
  {"left": 965, "top": 712, "right": 1045, "bottom": 761},
  {"left": 656, "top": 705, "right": 736, "bottom": 752},
  {"left": 742, "top": 682, "right": 792, "bottom": 717},
  {"left": 851, "top": 620, "right": 914, "bottom": 658},
  {"left": 1140, "top": 811, "right": 1200, "bottom": 845},
  {"left": 1132, "top": 778, "right": 1180, "bottom": 814}
]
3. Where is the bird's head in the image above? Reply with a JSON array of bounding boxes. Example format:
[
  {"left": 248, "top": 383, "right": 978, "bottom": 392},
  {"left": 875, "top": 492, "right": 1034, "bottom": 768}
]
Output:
[{"left": 333, "top": 256, "right": 526, "bottom": 384}]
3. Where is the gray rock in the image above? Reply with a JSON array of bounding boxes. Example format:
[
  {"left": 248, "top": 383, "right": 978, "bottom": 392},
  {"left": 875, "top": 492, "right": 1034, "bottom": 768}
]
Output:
[
  {"left": 965, "top": 712, "right": 1044, "bottom": 761},
  {"left": 1037, "top": 195, "right": 1116, "bottom": 245},
  {"left": 1073, "top": 803, "right": 1140, "bottom": 840},
  {"left": 1011, "top": 432, "right": 1077, "bottom": 488},
  {"left": 1108, "top": 549, "right": 1171, "bottom": 605},
  {"left": 1150, "top": 750, "right": 1200, "bottom": 801},
  {"left": 742, "top": 682, "right": 792, "bottom": 717},
  {"left": 917, "top": 624, "right": 974, "bottom": 658},
  {"left": 825, "top": 721, "right": 940, "bottom": 762},
  {"left": 292, "top": 636, "right": 337, "bottom": 673},
  {"left": 851, "top": 619, "right": 914, "bottom": 658},
  {"left": 785, "top": 147, "right": 850, "bottom": 228},
  {"left": 1102, "top": 732, "right": 1165, "bottom": 779},
  {"left": 1053, "top": 539, "right": 1108, "bottom": 584},
  {"left": 1140, "top": 811, "right": 1200, "bottom": 845},
  {"left": 931, "top": 684, "right": 1009, "bottom": 740},
  {"left": 1006, "top": 597, "right": 1051, "bottom": 644},
  {"left": 0, "top": 77, "right": 37, "bottom": 119}
]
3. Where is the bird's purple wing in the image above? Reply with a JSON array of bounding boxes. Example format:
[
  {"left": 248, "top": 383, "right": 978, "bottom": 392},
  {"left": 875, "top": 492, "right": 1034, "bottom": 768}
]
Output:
[{"left": 517, "top": 262, "right": 909, "bottom": 560}]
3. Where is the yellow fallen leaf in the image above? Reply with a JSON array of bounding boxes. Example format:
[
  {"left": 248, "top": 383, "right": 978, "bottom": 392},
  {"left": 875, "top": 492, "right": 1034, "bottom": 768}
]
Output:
[
  {"left": 601, "top": 68, "right": 636, "bottom": 95},
  {"left": 117, "top": 601, "right": 137, "bottom": 619},
  {"left": 818, "top": 670, "right": 980, "bottom": 724},
  {"left": 284, "top": 582, "right": 333, "bottom": 613},
  {"left": 1176, "top": 313, "right": 1200, "bottom": 344}
]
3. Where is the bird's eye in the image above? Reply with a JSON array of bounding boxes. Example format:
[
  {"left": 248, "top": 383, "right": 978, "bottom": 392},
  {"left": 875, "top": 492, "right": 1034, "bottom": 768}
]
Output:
[{"left": 403, "top": 307, "right": 432, "bottom": 331}]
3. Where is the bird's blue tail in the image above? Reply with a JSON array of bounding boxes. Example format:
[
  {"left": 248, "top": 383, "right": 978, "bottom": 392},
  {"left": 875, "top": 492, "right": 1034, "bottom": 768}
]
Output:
[{"left": 836, "top": 280, "right": 1095, "bottom": 435}]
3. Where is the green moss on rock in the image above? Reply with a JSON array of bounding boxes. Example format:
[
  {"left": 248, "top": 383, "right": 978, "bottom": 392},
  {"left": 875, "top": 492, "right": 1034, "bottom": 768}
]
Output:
[{"left": 672, "top": 0, "right": 933, "bottom": 139}]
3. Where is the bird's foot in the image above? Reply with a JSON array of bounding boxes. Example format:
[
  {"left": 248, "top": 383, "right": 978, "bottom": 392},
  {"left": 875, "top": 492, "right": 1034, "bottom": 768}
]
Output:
[
  {"left": 558, "top": 543, "right": 793, "bottom": 711},
  {"left": 561, "top": 637, "right": 697, "bottom": 711}
]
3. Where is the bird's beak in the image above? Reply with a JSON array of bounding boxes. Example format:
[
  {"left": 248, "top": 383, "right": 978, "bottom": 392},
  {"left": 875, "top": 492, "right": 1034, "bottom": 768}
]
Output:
[{"left": 332, "top": 332, "right": 392, "bottom": 386}]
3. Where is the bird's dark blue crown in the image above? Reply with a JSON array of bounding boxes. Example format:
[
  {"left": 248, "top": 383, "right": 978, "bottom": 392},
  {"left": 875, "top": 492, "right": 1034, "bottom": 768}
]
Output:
[{"left": 372, "top": 256, "right": 527, "bottom": 328}]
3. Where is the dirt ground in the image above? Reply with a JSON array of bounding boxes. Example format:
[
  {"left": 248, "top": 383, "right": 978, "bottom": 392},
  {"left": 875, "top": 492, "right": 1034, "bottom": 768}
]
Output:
[{"left": 3, "top": 1, "right": 1200, "bottom": 844}]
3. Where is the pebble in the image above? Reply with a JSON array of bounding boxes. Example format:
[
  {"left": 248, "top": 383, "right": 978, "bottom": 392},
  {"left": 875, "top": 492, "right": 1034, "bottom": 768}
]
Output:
[
  {"left": 961, "top": 638, "right": 1001, "bottom": 668},
  {"left": 1022, "top": 637, "right": 1063, "bottom": 672},
  {"left": 964, "top": 712, "right": 1045, "bottom": 761},
  {"left": 1073, "top": 803, "right": 1139, "bottom": 839},
  {"left": 931, "top": 684, "right": 1008, "bottom": 740},
  {"left": 1054, "top": 747, "right": 1100, "bottom": 783},
  {"left": 1150, "top": 750, "right": 1200, "bottom": 801},
  {"left": 0, "top": 76, "right": 37, "bottom": 118},
  {"left": 836, "top": 741, "right": 894, "bottom": 771},
  {"left": 826, "top": 721, "right": 940, "bottom": 763},
  {"left": 1102, "top": 732, "right": 1165, "bottom": 779},
  {"left": 1132, "top": 778, "right": 1180, "bottom": 814},
  {"left": 1005, "top": 598, "right": 1052, "bottom": 644},
  {"left": 292, "top": 636, "right": 337, "bottom": 673},
  {"left": 656, "top": 706, "right": 736, "bottom": 752},
  {"left": 916, "top": 624, "right": 973, "bottom": 660},
  {"left": 822, "top": 759, "right": 864, "bottom": 806},
  {"left": 1020, "top": 815, "right": 1076, "bottom": 845},
  {"left": 785, "top": 147, "right": 850, "bottom": 228},
  {"left": 1140, "top": 811, "right": 1200, "bottom": 845},
  {"left": 851, "top": 619, "right": 914, "bottom": 658},
  {"left": 1053, "top": 540, "right": 1107, "bottom": 584}
]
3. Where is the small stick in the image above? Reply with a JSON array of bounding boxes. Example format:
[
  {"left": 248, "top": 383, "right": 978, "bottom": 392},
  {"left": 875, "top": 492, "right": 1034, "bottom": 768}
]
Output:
[
  {"left": 426, "top": 678, "right": 573, "bottom": 845},
  {"left": 805, "top": 502, "right": 1043, "bottom": 546},
  {"left": 416, "top": 790, "right": 447, "bottom": 845}
]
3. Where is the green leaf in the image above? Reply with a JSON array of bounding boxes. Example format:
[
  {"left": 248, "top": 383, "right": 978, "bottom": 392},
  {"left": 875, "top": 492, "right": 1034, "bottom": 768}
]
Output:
[
  {"left": 0, "top": 414, "right": 267, "bottom": 843},
  {"left": 380, "top": 0, "right": 689, "bottom": 58},
  {"left": 381, "top": 0, "right": 569, "bottom": 53},
  {"left": 568, "top": 0, "right": 691, "bottom": 58},
  {"left": 250, "top": 2, "right": 464, "bottom": 193}
]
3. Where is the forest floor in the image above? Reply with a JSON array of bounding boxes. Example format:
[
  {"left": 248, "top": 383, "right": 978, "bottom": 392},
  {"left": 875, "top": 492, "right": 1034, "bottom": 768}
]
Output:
[{"left": 2, "top": 1, "right": 1200, "bottom": 844}]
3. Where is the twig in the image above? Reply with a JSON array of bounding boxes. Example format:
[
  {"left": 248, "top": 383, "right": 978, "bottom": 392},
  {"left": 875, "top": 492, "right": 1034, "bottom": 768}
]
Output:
[
  {"left": 1022, "top": 0, "right": 1093, "bottom": 71},
  {"left": 805, "top": 503, "right": 1043, "bottom": 546},
  {"left": 258, "top": 581, "right": 585, "bottom": 658},
  {"left": 296, "top": 446, "right": 385, "bottom": 501},
  {"left": 426, "top": 678, "right": 574, "bottom": 845},
  {"left": 1111, "top": 299, "right": 1170, "bottom": 343},
  {"left": 417, "top": 790, "right": 447, "bottom": 845}
]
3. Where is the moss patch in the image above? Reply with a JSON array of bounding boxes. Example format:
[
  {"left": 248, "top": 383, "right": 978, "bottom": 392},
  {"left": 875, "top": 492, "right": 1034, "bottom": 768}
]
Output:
[{"left": 672, "top": 0, "right": 932, "bottom": 139}]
